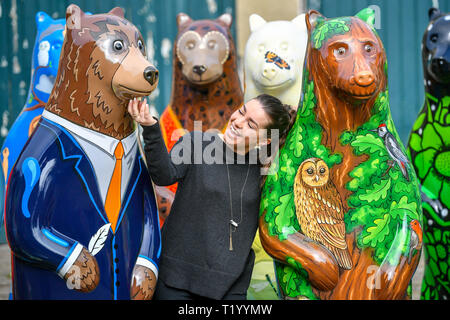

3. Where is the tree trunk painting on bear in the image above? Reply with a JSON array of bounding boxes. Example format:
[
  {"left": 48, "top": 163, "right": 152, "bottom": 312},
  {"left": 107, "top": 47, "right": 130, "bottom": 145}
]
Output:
[
  {"left": 4, "top": 5, "right": 161, "bottom": 300},
  {"left": 259, "top": 8, "right": 423, "bottom": 299},
  {"left": 156, "top": 13, "right": 243, "bottom": 224},
  {"left": 407, "top": 7, "right": 450, "bottom": 301}
]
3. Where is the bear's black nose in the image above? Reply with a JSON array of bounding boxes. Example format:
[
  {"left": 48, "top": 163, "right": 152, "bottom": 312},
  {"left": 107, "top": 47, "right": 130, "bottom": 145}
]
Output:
[
  {"left": 193, "top": 65, "right": 207, "bottom": 76},
  {"left": 144, "top": 66, "right": 159, "bottom": 85}
]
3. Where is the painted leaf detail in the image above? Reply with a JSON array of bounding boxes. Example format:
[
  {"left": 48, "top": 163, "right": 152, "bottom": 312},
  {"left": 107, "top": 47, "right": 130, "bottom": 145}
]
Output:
[
  {"left": 312, "top": 19, "right": 350, "bottom": 49},
  {"left": 351, "top": 133, "right": 386, "bottom": 157},
  {"left": 389, "top": 196, "right": 419, "bottom": 221},
  {"left": 88, "top": 223, "right": 111, "bottom": 256},
  {"left": 359, "top": 178, "right": 391, "bottom": 202},
  {"left": 362, "top": 213, "right": 391, "bottom": 247}
]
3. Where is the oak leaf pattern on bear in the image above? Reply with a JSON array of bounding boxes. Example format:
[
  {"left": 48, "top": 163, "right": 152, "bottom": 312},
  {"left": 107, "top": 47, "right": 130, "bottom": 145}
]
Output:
[{"left": 259, "top": 8, "right": 422, "bottom": 300}]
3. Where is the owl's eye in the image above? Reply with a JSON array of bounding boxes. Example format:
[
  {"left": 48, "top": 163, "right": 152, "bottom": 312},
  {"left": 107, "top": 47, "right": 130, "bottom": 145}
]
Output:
[
  {"left": 306, "top": 168, "right": 314, "bottom": 175},
  {"left": 319, "top": 167, "right": 326, "bottom": 174}
]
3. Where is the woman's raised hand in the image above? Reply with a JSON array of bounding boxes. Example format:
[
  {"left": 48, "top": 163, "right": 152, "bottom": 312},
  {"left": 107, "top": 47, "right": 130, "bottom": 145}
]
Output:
[{"left": 128, "top": 97, "right": 157, "bottom": 126}]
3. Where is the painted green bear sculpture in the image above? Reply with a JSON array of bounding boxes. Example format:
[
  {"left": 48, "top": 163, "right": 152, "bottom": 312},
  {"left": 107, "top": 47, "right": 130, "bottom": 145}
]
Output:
[
  {"left": 259, "top": 8, "right": 423, "bottom": 299},
  {"left": 407, "top": 8, "right": 450, "bottom": 300}
]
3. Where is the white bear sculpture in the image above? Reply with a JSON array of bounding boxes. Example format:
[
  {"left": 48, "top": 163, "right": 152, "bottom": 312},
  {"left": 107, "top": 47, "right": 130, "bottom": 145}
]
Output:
[
  {"left": 244, "top": 14, "right": 308, "bottom": 110},
  {"left": 245, "top": 14, "right": 308, "bottom": 300}
]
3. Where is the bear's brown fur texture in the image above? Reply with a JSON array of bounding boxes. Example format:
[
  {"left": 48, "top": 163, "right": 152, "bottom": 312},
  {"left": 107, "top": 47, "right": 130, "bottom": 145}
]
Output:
[
  {"left": 46, "top": 7, "right": 158, "bottom": 140},
  {"left": 167, "top": 13, "right": 243, "bottom": 132},
  {"left": 308, "top": 17, "right": 387, "bottom": 202}
]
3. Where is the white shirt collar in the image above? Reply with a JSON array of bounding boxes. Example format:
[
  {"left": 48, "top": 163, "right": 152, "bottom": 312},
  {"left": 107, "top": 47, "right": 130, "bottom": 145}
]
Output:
[{"left": 42, "top": 110, "right": 137, "bottom": 157}]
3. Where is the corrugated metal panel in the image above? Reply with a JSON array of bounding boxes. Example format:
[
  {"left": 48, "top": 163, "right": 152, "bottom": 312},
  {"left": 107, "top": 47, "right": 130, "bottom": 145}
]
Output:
[
  {"left": 0, "top": 0, "right": 235, "bottom": 243},
  {"left": 307, "top": 0, "right": 450, "bottom": 144}
]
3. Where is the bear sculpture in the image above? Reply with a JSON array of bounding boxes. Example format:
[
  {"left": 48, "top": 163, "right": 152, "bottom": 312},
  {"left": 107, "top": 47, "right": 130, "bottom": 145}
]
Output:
[
  {"left": 156, "top": 13, "right": 243, "bottom": 223},
  {"left": 259, "top": 8, "right": 423, "bottom": 300},
  {"left": 244, "top": 14, "right": 307, "bottom": 109},
  {"left": 407, "top": 7, "right": 450, "bottom": 300},
  {"left": 5, "top": 5, "right": 161, "bottom": 300}
]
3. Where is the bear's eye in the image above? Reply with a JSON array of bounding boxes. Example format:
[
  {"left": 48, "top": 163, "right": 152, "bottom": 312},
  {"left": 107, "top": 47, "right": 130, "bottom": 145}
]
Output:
[
  {"left": 137, "top": 40, "right": 144, "bottom": 51},
  {"left": 186, "top": 41, "right": 195, "bottom": 50},
  {"left": 208, "top": 40, "right": 216, "bottom": 49},
  {"left": 364, "top": 44, "right": 374, "bottom": 53},
  {"left": 430, "top": 34, "right": 438, "bottom": 43},
  {"left": 113, "top": 40, "right": 124, "bottom": 52},
  {"left": 306, "top": 168, "right": 314, "bottom": 175},
  {"left": 335, "top": 47, "right": 346, "bottom": 57}
]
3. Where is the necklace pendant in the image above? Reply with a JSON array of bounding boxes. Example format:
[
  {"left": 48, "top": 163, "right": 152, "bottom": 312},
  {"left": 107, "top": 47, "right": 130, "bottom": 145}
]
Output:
[{"left": 229, "top": 226, "right": 233, "bottom": 251}]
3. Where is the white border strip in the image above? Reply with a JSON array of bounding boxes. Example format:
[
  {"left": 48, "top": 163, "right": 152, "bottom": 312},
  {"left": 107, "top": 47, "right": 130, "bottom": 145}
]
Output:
[{"left": 57, "top": 243, "right": 83, "bottom": 278}]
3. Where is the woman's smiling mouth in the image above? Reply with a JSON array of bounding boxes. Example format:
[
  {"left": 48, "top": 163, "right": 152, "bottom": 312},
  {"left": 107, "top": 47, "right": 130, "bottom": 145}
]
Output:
[{"left": 230, "top": 122, "right": 241, "bottom": 137}]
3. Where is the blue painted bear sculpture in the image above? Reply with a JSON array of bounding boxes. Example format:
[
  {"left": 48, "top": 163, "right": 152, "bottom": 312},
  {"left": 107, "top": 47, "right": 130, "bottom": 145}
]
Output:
[
  {"left": 0, "top": 13, "right": 64, "bottom": 239},
  {"left": 1, "top": 12, "right": 65, "bottom": 185},
  {"left": 5, "top": 5, "right": 161, "bottom": 300}
]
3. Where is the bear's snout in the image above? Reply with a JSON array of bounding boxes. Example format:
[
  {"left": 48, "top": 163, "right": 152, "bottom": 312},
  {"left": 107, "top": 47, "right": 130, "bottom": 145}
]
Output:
[
  {"left": 430, "top": 57, "right": 450, "bottom": 82},
  {"left": 354, "top": 70, "right": 374, "bottom": 87},
  {"left": 193, "top": 65, "right": 207, "bottom": 76},
  {"left": 144, "top": 66, "right": 159, "bottom": 86}
]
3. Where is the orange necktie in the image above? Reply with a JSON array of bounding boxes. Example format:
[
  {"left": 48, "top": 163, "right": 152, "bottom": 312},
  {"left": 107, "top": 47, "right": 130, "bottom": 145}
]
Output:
[{"left": 105, "top": 141, "right": 124, "bottom": 233}]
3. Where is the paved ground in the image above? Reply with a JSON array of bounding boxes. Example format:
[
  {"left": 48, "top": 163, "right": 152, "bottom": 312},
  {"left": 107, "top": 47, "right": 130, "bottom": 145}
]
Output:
[
  {"left": 0, "top": 244, "right": 11, "bottom": 300},
  {"left": 0, "top": 243, "right": 425, "bottom": 300}
]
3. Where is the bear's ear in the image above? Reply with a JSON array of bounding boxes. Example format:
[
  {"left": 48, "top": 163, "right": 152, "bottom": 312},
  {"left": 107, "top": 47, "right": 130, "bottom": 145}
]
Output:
[
  {"left": 356, "top": 7, "right": 375, "bottom": 26},
  {"left": 305, "top": 10, "right": 323, "bottom": 33},
  {"left": 217, "top": 13, "right": 233, "bottom": 28},
  {"left": 428, "top": 7, "right": 441, "bottom": 21},
  {"left": 66, "top": 4, "right": 84, "bottom": 30},
  {"left": 177, "top": 13, "right": 192, "bottom": 29},
  {"left": 291, "top": 14, "right": 307, "bottom": 31},
  {"left": 36, "top": 12, "right": 52, "bottom": 29},
  {"left": 249, "top": 14, "right": 266, "bottom": 32},
  {"left": 109, "top": 7, "right": 125, "bottom": 18}
]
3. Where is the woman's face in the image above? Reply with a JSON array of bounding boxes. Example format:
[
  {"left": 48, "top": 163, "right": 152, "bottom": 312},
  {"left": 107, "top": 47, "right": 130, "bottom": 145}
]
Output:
[{"left": 223, "top": 98, "right": 272, "bottom": 152}]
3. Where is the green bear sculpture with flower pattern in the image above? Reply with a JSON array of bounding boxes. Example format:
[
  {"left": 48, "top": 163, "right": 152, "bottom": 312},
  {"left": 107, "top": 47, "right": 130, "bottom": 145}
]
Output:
[{"left": 407, "top": 8, "right": 450, "bottom": 300}]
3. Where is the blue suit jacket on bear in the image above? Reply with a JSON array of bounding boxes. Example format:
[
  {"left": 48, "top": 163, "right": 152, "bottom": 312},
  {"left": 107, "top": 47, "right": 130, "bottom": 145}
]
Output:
[{"left": 5, "top": 118, "right": 161, "bottom": 300}]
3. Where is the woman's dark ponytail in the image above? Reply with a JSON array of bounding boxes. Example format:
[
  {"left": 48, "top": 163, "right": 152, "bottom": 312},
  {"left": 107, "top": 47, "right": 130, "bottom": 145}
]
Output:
[{"left": 257, "top": 95, "right": 297, "bottom": 188}]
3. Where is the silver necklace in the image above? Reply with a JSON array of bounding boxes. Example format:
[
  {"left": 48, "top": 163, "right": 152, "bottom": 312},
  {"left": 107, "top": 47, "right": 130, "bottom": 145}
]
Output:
[{"left": 225, "top": 163, "right": 251, "bottom": 251}]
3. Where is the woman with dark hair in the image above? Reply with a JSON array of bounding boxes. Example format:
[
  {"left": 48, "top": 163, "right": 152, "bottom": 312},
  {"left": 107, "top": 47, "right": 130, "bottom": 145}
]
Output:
[{"left": 128, "top": 94, "right": 294, "bottom": 300}]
